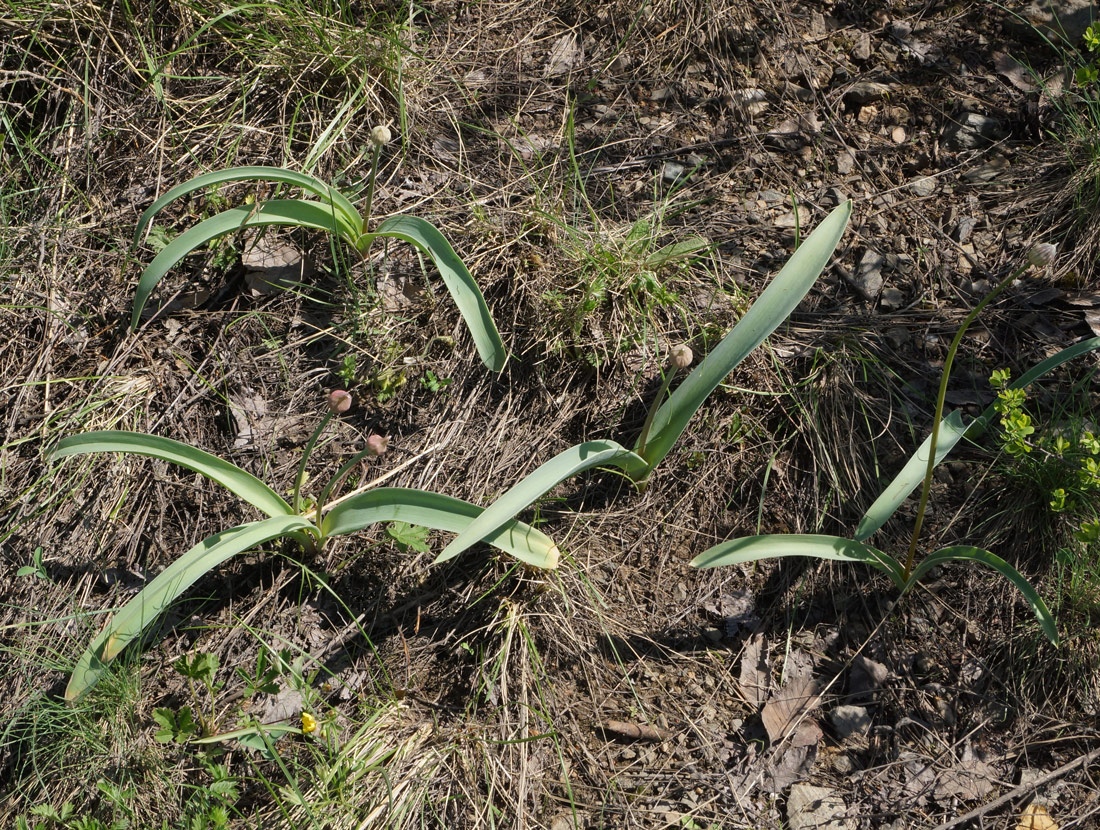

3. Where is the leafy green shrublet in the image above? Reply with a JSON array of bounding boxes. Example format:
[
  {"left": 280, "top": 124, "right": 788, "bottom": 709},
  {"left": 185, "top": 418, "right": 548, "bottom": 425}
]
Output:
[
  {"left": 51, "top": 391, "right": 559, "bottom": 701},
  {"left": 130, "top": 127, "right": 506, "bottom": 372},
  {"left": 694, "top": 246, "right": 1100, "bottom": 646}
]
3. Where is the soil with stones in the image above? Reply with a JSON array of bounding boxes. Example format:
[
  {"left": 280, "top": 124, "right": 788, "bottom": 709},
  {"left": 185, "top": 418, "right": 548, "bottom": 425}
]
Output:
[{"left": 3, "top": 0, "right": 1100, "bottom": 828}]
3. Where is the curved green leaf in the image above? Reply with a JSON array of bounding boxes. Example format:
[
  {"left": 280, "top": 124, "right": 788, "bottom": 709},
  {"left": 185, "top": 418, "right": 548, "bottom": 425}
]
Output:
[
  {"left": 50, "top": 430, "right": 292, "bottom": 517},
  {"left": 322, "top": 487, "right": 559, "bottom": 569},
  {"left": 691, "top": 533, "right": 906, "bottom": 589},
  {"left": 361, "top": 216, "right": 507, "bottom": 372},
  {"left": 434, "top": 440, "right": 645, "bottom": 564},
  {"left": 134, "top": 166, "right": 361, "bottom": 244},
  {"left": 907, "top": 546, "right": 1057, "bottom": 645},
  {"left": 192, "top": 722, "right": 304, "bottom": 745},
  {"left": 131, "top": 199, "right": 353, "bottom": 330},
  {"left": 856, "top": 336, "right": 1100, "bottom": 541},
  {"left": 633, "top": 201, "right": 850, "bottom": 476},
  {"left": 66, "top": 515, "right": 316, "bottom": 701},
  {"left": 854, "top": 410, "right": 969, "bottom": 541}
]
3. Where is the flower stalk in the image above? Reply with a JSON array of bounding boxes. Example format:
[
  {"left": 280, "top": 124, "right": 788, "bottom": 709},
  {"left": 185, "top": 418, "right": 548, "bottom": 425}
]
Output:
[{"left": 903, "top": 248, "right": 1053, "bottom": 579}]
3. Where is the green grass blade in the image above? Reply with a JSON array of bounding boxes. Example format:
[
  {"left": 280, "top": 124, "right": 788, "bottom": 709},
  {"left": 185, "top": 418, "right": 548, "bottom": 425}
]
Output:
[
  {"left": 131, "top": 200, "right": 354, "bottom": 330},
  {"left": 856, "top": 336, "right": 1100, "bottom": 541},
  {"left": 908, "top": 546, "right": 1058, "bottom": 644},
  {"left": 321, "top": 487, "right": 559, "bottom": 569},
  {"left": 434, "top": 440, "right": 645, "bottom": 564},
  {"left": 691, "top": 533, "right": 906, "bottom": 589},
  {"left": 50, "top": 430, "right": 292, "bottom": 517},
  {"left": 633, "top": 201, "right": 850, "bottom": 475},
  {"left": 66, "top": 515, "right": 316, "bottom": 701},
  {"left": 134, "top": 166, "right": 361, "bottom": 244},
  {"left": 364, "top": 216, "right": 507, "bottom": 372}
]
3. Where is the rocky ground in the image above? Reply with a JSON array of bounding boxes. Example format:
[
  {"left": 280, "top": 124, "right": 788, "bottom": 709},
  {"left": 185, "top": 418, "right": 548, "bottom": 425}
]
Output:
[{"left": 3, "top": 0, "right": 1100, "bottom": 827}]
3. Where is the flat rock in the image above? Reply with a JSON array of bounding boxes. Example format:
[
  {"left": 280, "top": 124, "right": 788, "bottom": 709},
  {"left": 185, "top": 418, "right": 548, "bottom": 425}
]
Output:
[
  {"left": 788, "top": 783, "right": 855, "bottom": 830},
  {"left": 1016, "top": 0, "right": 1096, "bottom": 43},
  {"left": 830, "top": 705, "right": 871, "bottom": 739},
  {"left": 943, "top": 112, "right": 1004, "bottom": 150},
  {"left": 848, "top": 249, "right": 884, "bottom": 300}
]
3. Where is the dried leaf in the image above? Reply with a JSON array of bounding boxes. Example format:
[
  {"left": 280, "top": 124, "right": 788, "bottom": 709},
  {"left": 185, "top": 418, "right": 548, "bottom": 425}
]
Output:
[
  {"left": 544, "top": 34, "right": 583, "bottom": 76},
  {"left": 761, "top": 675, "right": 821, "bottom": 744},
  {"left": 1018, "top": 803, "right": 1058, "bottom": 830},
  {"left": 739, "top": 633, "right": 770, "bottom": 707},
  {"left": 932, "top": 744, "right": 997, "bottom": 802}
]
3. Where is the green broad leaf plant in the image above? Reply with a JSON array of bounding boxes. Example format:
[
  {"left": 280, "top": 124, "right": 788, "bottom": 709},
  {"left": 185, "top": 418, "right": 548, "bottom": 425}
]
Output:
[
  {"left": 50, "top": 390, "right": 558, "bottom": 702},
  {"left": 431, "top": 201, "right": 852, "bottom": 564},
  {"left": 693, "top": 243, "right": 1100, "bottom": 646},
  {"left": 130, "top": 126, "right": 507, "bottom": 372}
]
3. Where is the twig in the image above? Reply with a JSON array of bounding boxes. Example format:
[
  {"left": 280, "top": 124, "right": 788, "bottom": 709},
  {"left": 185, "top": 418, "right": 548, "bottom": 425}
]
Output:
[{"left": 930, "top": 745, "right": 1100, "bottom": 830}]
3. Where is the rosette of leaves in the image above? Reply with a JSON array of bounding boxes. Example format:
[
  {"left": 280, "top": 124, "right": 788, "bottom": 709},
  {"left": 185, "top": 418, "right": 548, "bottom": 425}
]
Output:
[{"left": 131, "top": 166, "right": 506, "bottom": 371}]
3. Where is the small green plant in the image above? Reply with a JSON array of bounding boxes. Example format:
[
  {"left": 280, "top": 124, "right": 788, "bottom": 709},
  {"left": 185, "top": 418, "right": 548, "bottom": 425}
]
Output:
[
  {"left": 152, "top": 706, "right": 200, "bottom": 744},
  {"left": 428, "top": 202, "right": 852, "bottom": 563},
  {"left": 386, "top": 521, "right": 432, "bottom": 553},
  {"left": 693, "top": 245, "right": 1100, "bottom": 646},
  {"left": 988, "top": 366, "right": 1100, "bottom": 614},
  {"left": 49, "top": 390, "right": 560, "bottom": 701},
  {"left": 17, "top": 545, "right": 48, "bottom": 580},
  {"left": 173, "top": 651, "right": 223, "bottom": 735},
  {"left": 236, "top": 646, "right": 287, "bottom": 699},
  {"left": 130, "top": 126, "right": 507, "bottom": 372},
  {"left": 419, "top": 370, "right": 451, "bottom": 394},
  {"left": 1075, "top": 24, "right": 1100, "bottom": 86}
]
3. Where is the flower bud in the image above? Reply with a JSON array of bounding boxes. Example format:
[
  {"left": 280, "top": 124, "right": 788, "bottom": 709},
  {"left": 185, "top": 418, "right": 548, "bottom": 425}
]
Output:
[
  {"left": 1027, "top": 243, "right": 1057, "bottom": 268},
  {"left": 369, "top": 125, "right": 392, "bottom": 147},
  {"left": 366, "top": 434, "right": 388, "bottom": 456},
  {"left": 327, "top": 389, "right": 353, "bottom": 415},
  {"left": 669, "top": 344, "right": 693, "bottom": 370}
]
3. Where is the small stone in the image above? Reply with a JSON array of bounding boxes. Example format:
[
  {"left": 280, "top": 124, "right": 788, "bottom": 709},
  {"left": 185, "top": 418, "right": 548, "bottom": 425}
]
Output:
[
  {"left": 881, "top": 287, "right": 905, "bottom": 308},
  {"left": 908, "top": 176, "right": 935, "bottom": 197},
  {"left": 833, "top": 753, "right": 856, "bottom": 774},
  {"left": 788, "top": 783, "right": 854, "bottom": 830},
  {"left": 943, "top": 112, "right": 1004, "bottom": 150},
  {"left": 885, "top": 327, "right": 909, "bottom": 349},
  {"left": 830, "top": 705, "right": 871, "bottom": 739},
  {"left": 891, "top": 126, "right": 907, "bottom": 144},
  {"left": 848, "top": 248, "right": 884, "bottom": 300},
  {"left": 662, "top": 161, "right": 687, "bottom": 185},
  {"left": 844, "top": 81, "right": 891, "bottom": 106},
  {"left": 650, "top": 85, "right": 674, "bottom": 103},
  {"left": 953, "top": 216, "right": 977, "bottom": 243},
  {"left": 852, "top": 31, "right": 872, "bottom": 61},
  {"left": 836, "top": 152, "right": 855, "bottom": 174}
]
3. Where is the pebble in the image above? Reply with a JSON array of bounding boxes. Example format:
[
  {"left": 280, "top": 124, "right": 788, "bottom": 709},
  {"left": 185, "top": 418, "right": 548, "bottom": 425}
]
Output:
[
  {"left": 830, "top": 705, "right": 872, "bottom": 739},
  {"left": 849, "top": 248, "right": 885, "bottom": 300},
  {"left": 943, "top": 112, "right": 1003, "bottom": 150},
  {"left": 908, "top": 176, "right": 935, "bottom": 197}
]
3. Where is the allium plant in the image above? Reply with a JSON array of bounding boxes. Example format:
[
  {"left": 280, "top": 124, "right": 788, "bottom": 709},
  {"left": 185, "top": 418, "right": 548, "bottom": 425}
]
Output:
[
  {"left": 51, "top": 391, "right": 558, "bottom": 701},
  {"left": 130, "top": 125, "right": 507, "bottom": 372},
  {"left": 694, "top": 244, "right": 1100, "bottom": 645},
  {"left": 426, "top": 202, "right": 852, "bottom": 564}
]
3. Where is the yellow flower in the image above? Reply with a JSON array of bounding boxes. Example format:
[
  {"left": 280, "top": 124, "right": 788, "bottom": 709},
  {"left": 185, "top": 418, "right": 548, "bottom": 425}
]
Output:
[{"left": 301, "top": 712, "right": 318, "bottom": 734}]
